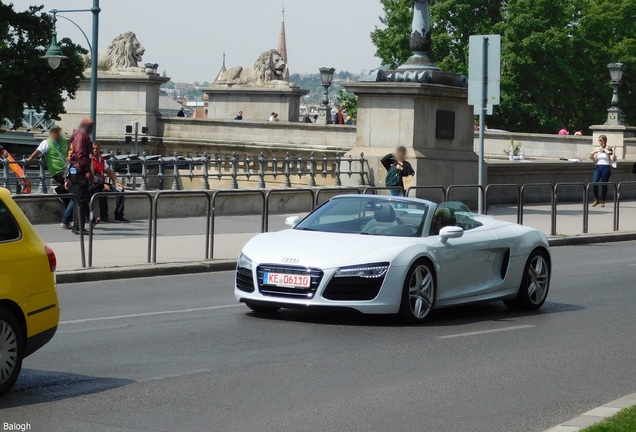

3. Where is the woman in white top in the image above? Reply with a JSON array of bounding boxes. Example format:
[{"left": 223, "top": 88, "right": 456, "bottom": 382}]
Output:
[{"left": 590, "top": 134, "right": 617, "bottom": 207}]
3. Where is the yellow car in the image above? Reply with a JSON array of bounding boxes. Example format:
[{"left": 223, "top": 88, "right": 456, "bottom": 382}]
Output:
[{"left": 0, "top": 187, "right": 59, "bottom": 395}]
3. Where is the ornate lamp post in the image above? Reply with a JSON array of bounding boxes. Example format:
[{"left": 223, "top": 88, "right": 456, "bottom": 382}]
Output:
[
  {"left": 42, "top": 0, "right": 100, "bottom": 140},
  {"left": 399, "top": 0, "right": 439, "bottom": 71},
  {"left": 605, "top": 63, "right": 626, "bottom": 125},
  {"left": 319, "top": 67, "right": 335, "bottom": 125}
]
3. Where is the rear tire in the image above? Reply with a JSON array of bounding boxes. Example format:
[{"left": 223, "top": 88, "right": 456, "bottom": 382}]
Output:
[
  {"left": 245, "top": 302, "right": 281, "bottom": 314},
  {"left": 398, "top": 260, "right": 436, "bottom": 324},
  {"left": 504, "top": 250, "right": 550, "bottom": 310},
  {"left": 0, "top": 307, "right": 24, "bottom": 396}
]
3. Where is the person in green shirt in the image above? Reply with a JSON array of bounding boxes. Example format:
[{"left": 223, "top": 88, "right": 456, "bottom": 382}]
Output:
[{"left": 27, "top": 126, "right": 74, "bottom": 229}]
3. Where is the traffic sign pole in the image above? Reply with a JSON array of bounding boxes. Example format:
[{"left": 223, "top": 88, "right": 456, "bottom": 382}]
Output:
[{"left": 478, "top": 37, "right": 489, "bottom": 214}]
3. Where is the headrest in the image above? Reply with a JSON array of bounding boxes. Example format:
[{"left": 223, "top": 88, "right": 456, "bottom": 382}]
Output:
[
  {"left": 375, "top": 204, "right": 396, "bottom": 223},
  {"left": 435, "top": 207, "right": 456, "bottom": 226}
]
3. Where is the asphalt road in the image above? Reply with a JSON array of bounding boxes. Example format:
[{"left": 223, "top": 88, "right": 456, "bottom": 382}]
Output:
[{"left": 3, "top": 242, "right": 636, "bottom": 432}]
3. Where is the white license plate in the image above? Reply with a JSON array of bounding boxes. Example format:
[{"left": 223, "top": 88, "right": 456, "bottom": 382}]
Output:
[{"left": 263, "top": 272, "right": 311, "bottom": 288}]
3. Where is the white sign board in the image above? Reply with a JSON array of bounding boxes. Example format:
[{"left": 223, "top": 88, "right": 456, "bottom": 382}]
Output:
[{"left": 468, "top": 34, "right": 501, "bottom": 108}]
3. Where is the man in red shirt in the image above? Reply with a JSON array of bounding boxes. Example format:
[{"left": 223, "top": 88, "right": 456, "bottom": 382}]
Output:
[
  {"left": 333, "top": 107, "right": 345, "bottom": 125},
  {"left": 92, "top": 142, "right": 127, "bottom": 223},
  {"left": 68, "top": 118, "right": 94, "bottom": 234}
]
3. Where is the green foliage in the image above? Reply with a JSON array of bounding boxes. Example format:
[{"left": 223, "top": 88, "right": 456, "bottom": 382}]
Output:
[
  {"left": 580, "top": 405, "right": 636, "bottom": 432},
  {"left": 371, "top": 0, "right": 412, "bottom": 68},
  {"left": 337, "top": 89, "right": 358, "bottom": 123},
  {"left": 370, "top": 0, "right": 636, "bottom": 133},
  {"left": 0, "top": 2, "right": 85, "bottom": 126}
]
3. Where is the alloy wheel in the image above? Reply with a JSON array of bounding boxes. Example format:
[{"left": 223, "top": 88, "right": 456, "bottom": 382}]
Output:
[
  {"left": 408, "top": 265, "right": 435, "bottom": 319},
  {"left": 527, "top": 255, "right": 549, "bottom": 305},
  {"left": 0, "top": 319, "right": 18, "bottom": 386}
]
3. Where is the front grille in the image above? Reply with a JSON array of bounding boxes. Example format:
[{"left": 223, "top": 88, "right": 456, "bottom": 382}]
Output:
[
  {"left": 322, "top": 276, "right": 385, "bottom": 301},
  {"left": 257, "top": 264, "right": 324, "bottom": 299},
  {"left": 236, "top": 266, "right": 255, "bottom": 293}
]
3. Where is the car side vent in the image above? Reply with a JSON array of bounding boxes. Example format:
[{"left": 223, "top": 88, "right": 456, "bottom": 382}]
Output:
[{"left": 501, "top": 249, "right": 511, "bottom": 280}]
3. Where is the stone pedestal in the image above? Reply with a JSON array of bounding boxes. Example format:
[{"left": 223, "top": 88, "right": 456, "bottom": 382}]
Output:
[
  {"left": 58, "top": 73, "right": 169, "bottom": 141},
  {"left": 201, "top": 85, "right": 309, "bottom": 122},
  {"left": 317, "top": 106, "right": 332, "bottom": 125},
  {"left": 343, "top": 82, "right": 478, "bottom": 190},
  {"left": 590, "top": 124, "right": 636, "bottom": 160}
]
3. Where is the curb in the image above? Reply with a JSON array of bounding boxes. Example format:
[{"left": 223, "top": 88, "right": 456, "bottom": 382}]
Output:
[
  {"left": 544, "top": 392, "right": 636, "bottom": 431},
  {"left": 548, "top": 232, "right": 636, "bottom": 247},
  {"left": 56, "top": 260, "right": 237, "bottom": 284},
  {"left": 55, "top": 232, "right": 636, "bottom": 284}
]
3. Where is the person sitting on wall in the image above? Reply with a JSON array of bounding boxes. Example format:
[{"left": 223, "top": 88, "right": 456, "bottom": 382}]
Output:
[
  {"left": 303, "top": 113, "right": 313, "bottom": 123},
  {"left": 234, "top": 111, "right": 244, "bottom": 120},
  {"left": 333, "top": 107, "right": 345, "bottom": 125},
  {"left": 177, "top": 108, "right": 186, "bottom": 117}
]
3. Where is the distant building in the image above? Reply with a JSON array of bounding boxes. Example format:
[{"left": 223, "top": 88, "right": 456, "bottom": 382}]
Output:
[{"left": 159, "top": 96, "right": 187, "bottom": 117}]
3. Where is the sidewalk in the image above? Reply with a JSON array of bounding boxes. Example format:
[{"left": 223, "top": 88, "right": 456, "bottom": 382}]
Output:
[{"left": 34, "top": 202, "right": 636, "bottom": 272}]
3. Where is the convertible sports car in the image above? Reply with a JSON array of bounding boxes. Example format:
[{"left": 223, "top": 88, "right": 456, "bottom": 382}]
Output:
[{"left": 234, "top": 195, "right": 551, "bottom": 322}]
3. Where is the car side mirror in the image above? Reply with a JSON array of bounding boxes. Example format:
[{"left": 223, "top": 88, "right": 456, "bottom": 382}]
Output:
[
  {"left": 439, "top": 226, "right": 463, "bottom": 242},
  {"left": 285, "top": 216, "right": 301, "bottom": 228}
]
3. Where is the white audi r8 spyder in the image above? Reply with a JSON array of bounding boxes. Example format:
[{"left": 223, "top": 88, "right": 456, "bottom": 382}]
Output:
[{"left": 234, "top": 195, "right": 551, "bottom": 322}]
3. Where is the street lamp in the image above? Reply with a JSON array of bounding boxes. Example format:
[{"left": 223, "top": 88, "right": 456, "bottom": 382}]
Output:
[
  {"left": 41, "top": 16, "right": 67, "bottom": 70},
  {"left": 42, "top": 0, "right": 100, "bottom": 140},
  {"left": 319, "top": 67, "right": 335, "bottom": 125},
  {"left": 606, "top": 62, "right": 626, "bottom": 125}
]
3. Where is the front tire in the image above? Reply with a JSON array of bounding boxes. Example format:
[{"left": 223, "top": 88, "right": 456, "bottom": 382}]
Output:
[
  {"left": 0, "top": 307, "right": 24, "bottom": 396},
  {"left": 505, "top": 250, "right": 550, "bottom": 310},
  {"left": 398, "top": 260, "right": 436, "bottom": 323},
  {"left": 245, "top": 302, "right": 281, "bottom": 314}
]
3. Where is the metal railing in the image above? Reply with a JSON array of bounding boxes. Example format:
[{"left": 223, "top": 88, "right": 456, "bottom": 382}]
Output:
[
  {"left": 88, "top": 191, "right": 154, "bottom": 267},
  {"left": 0, "top": 151, "right": 369, "bottom": 193},
  {"left": 11, "top": 181, "right": 636, "bottom": 269}
]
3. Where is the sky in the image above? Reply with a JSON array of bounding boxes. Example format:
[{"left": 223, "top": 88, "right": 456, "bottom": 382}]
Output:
[{"left": 10, "top": 0, "right": 386, "bottom": 83}]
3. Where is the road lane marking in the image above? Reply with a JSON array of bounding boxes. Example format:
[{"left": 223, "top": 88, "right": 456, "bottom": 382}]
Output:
[
  {"left": 60, "top": 304, "right": 242, "bottom": 325},
  {"left": 438, "top": 324, "right": 536, "bottom": 339}
]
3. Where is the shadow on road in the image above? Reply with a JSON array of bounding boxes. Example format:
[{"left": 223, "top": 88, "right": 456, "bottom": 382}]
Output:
[
  {"left": 1, "top": 369, "right": 134, "bottom": 408},
  {"left": 244, "top": 300, "right": 584, "bottom": 328}
]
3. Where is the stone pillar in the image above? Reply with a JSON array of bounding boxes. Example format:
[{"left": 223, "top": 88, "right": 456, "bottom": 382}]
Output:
[
  {"left": 344, "top": 82, "right": 478, "bottom": 189},
  {"left": 58, "top": 73, "right": 169, "bottom": 141},
  {"left": 317, "top": 107, "right": 332, "bottom": 125},
  {"left": 590, "top": 124, "right": 636, "bottom": 160}
]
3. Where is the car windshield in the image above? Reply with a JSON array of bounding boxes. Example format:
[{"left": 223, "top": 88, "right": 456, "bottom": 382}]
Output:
[{"left": 295, "top": 197, "right": 429, "bottom": 237}]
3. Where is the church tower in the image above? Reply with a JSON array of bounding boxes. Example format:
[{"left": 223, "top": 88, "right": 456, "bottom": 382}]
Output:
[
  {"left": 278, "top": 6, "right": 289, "bottom": 79},
  {"left": 214, "top": 51, "right": 227, "bottom": 83}
]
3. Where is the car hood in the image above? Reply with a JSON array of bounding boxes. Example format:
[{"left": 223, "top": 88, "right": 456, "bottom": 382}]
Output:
[{"left": 242, "top": 229, "right": 420, "bottom": 269}]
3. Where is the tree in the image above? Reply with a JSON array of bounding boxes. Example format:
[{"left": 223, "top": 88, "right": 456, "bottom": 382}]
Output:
[
  {"left": 337, "top": 89, "right": 358, "bottom": 123},
  {"left": 371, "top": 0, "right": 412, "bottom": 69},
  {"left": 370, "top": 0, "right": 636, "bottom": 133},
  {"left": 0, "top": 2, "right": 85, "bottom": 126}
]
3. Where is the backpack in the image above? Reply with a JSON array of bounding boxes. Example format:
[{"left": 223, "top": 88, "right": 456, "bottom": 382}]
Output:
[{"left": 385, "top": 166, "right": 403, "bottom": 187}]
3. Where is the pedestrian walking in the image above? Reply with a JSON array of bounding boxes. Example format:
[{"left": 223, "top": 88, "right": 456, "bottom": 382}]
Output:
[
  {"left": 26, "top": 126, "right": 74, "bottom": 229},
  {"left": 177, "top": 108, "right": 186, "bottom": 117},
  {"left": 590, "top": 135, "right": 617, "bottom": 207},
  {"left": 68, "top": 118, "right": 94, "bottom": 235},
  {"left": 91, "top": 142, "right": 128, "bottom": 223},
  {"left": 234, "top": 111, "right": 244, "bottom": 120},
  {"left": 381, "top": 146, "right": 415, "bottom": 196}
]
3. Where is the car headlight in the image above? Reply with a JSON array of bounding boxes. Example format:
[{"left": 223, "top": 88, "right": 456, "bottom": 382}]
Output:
[
  {"left": 334, "top": 263, "right": 389, "bottom": 279},
  {"left": 237, "top": 253, "right": 254, "bottom": 271}
]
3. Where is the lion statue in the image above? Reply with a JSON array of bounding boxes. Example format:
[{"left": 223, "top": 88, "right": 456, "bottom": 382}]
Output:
[
  {"left": 217, "top": 49, "right": 288, "bottom": 85},
  {"left": 84, "top": 32, "right": 149, "bottom": 73}
]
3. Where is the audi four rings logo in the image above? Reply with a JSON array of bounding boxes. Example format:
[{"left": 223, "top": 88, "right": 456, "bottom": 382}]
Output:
[{"left": 282, "top": 258, "right": 299, "bottom": 263}]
